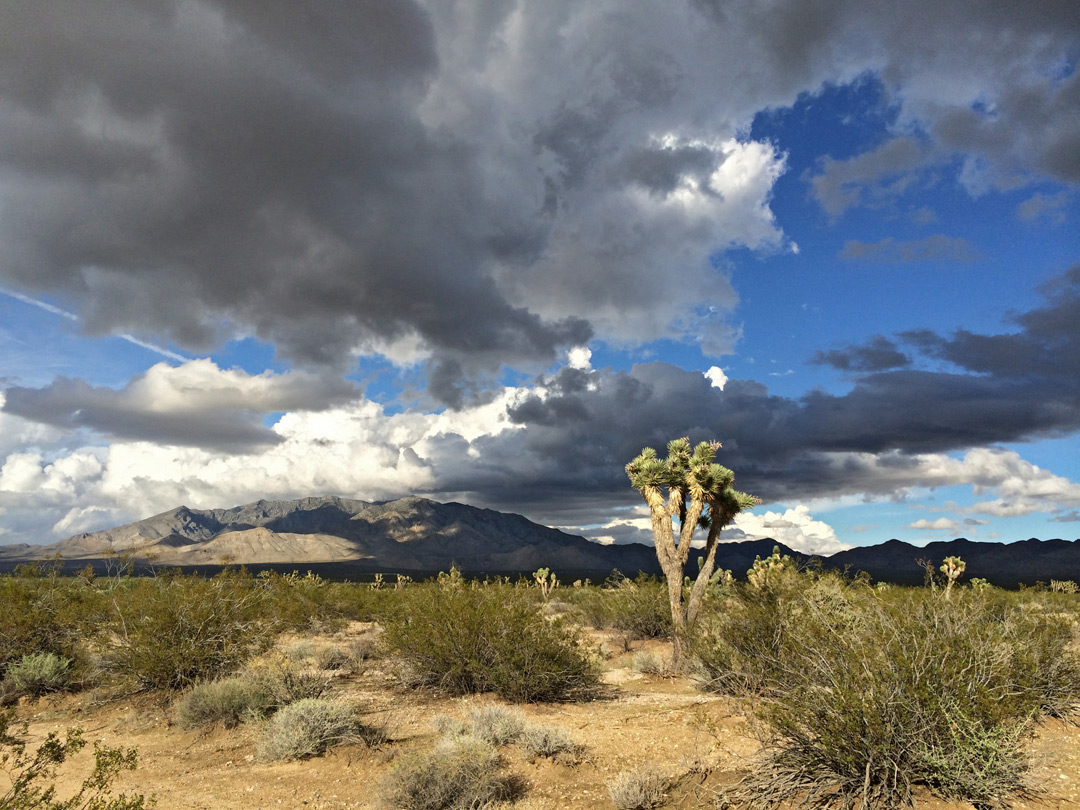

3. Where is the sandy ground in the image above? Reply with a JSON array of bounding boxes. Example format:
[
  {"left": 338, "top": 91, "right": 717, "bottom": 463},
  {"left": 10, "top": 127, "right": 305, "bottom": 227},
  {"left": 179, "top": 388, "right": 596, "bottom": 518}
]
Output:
[{"left": 5, "top": 624, "right": 1079, "bottom": 810}]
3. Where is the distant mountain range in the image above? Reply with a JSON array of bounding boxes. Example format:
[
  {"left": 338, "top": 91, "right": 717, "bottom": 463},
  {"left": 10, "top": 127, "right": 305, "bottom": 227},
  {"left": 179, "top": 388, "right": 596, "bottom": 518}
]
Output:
[
  {"left": 0, "top": 495, "right": 1077, "bottom": 585},
  {"left": 0, "top": 496, "right": 661, "bottom": 577}
]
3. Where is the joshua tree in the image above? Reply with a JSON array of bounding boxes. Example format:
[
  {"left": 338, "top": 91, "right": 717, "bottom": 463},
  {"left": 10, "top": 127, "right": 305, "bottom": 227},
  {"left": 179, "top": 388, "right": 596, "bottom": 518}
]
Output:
[
  {"left": 626, "top": 437, "right": 760, "bottom": 669},
  {"left": 940, "top": 555, "right": 966, "bottom": 599}
]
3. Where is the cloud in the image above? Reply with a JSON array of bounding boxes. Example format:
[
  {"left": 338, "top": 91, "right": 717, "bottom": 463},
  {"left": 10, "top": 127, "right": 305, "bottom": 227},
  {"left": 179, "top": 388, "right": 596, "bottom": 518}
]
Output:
[
  {"left": 0, "top": 1, "right": 1075, "bottom": 401},
  {"left": 1, "top": 360, "right": 359, "bottom": 451},
  {"left": 811, "top": 335, "right": 909, "bottom": 372},
  {"left": 899, "top": 264, "right": 1080, "bottom": 379},
  {"left": 1018, "top": 190, "right": 1072, "bottom": 224},
  {"left": 723, "top": 505, "right": 850, "bottom": 555},
  {"left": 838, "top": 235, "right": 980, "bottom": 264},
  {"left": 907, "top": 517, "right": 959, "bottom": 531},
  {"left": 704, "top": 366, "right": 729, "bottom": 389},
  {"left": 4, "top": 264, "right": 1080, "bottom": 543},
  {"left": 810, "top": 138, "right": 934, "bottom": 218},
  {"left": 1049, "top": 510, "right": 1080, "bottom": 524},
  {"left": 567, "top": 347, "right": 593, "bottom": 371}
]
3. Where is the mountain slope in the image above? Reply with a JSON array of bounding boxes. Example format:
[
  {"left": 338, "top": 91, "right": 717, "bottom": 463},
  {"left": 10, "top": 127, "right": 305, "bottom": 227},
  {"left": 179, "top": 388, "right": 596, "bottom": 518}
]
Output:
[{"left": 33, "top": 495, "right": 661, "bottom": 575}]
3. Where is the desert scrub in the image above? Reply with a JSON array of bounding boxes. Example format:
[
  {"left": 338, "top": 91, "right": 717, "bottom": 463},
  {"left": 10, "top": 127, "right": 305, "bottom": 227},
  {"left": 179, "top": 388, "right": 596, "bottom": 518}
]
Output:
[
  {"left": 4, "top": 652, "right": 71, "bottom": 698},
  {"left": 607, "top": 763, "right": 668, "bottom": 810},
  {"left": 382, "top": 581, "right": 599, "bottom": 702},
  {"left": 256, "top": 698, "right": 360, "bottom": 761},
  {"left": 518, "top": 722, "right": 582, "bottom": 761},
  {"left": 382, "top": 735, "right": 522, "bottom": 810},
  {"left": 568, "top": 574, "right": 672, "bottom": 641},
  {"left": 108, "top": 570, "right": 274, "bottom": 691},
  {"left": 175, "top": 675, "right": 277, "bottom": 729},
  {"left": 630, "top": 651, "right": 668, "bottom": 676},
  {"left": 462, "top": 705, "right": 526, "bottom": 746},
  {"left": 0, "top": 574, "right": 102, "bottom": 682},
  {"left": 178, "top": 655, "right": 333, "bottom": 729},
  {"left": 703, "top": 580, "right": 1080, "bottom": 809},
  {"left": 0, "top": 707, "right": 151, "bottom": 809}
]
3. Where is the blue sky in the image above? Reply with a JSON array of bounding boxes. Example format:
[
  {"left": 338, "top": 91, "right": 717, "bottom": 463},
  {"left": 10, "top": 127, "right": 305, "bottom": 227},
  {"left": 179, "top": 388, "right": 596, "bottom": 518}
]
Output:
[{"left": 1, "top": 1, "right": 1078, "bottom": 554}]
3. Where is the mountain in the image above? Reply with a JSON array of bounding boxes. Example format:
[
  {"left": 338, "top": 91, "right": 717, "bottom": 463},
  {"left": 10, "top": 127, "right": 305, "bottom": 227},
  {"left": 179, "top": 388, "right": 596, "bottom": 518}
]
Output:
[
  {"left": 14, "top": 495, "right": 664, "bottom": 576},
  {"left": 825, "top": 537, "right": 1080, "bottom": 586},
  {"left": 2, "top": 496, "right": 1077, "bottom": 584}
]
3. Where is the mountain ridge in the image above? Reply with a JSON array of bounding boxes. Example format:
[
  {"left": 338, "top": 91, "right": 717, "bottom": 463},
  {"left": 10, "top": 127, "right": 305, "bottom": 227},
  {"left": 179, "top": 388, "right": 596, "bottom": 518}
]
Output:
[{"left": 0, "top": 496, "right": 1077, "bottom": 585}]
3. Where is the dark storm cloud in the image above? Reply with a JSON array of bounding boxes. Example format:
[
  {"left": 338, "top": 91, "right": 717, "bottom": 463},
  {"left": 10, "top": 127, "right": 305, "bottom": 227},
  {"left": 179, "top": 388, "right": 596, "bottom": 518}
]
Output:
[
  {"left": 811, "top": 335, "right": 910, "bottom": 371},
  {"left": 478, "top": 266, "right": 1080, "bottom": 511},
  {"left": 0, "top": 0, "right": 1076, "bottom": 406},
  {"left": 0, "top": 1, "right": 592, "bottom": 401},
  {"left": 1, "top": 362, "right": 358, "bottom": 450},
  {"left": 901, "top": 265, "right": 1080, "bottom": 378}
]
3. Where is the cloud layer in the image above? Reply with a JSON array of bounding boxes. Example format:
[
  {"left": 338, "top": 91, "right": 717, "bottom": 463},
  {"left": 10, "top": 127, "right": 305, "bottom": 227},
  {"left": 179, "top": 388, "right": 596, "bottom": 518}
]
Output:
[
  {"left": 3, "top": 266, "right": 1080, "bottom": 544},
  {"left": 1, "top": 1, "right": 1076, "bottom": 402}
]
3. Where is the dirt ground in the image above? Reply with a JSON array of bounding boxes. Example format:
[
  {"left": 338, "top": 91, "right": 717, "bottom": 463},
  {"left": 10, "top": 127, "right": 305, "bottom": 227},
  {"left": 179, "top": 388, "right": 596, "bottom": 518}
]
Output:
[{"left": 6, "top": 624, "right": 1079, "bottom": 810}]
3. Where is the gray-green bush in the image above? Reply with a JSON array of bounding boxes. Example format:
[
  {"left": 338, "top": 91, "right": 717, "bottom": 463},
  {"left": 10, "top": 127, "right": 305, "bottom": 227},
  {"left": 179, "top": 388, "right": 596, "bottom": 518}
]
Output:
[
  {"left": 697, "top": 573, "right": 1080, "bottom": 809},
  {"left": 256, "top": 698, "right": 359, "bottom": 761},
  {"left": 5, "top": 652, "right": 71, "bottom": 698},
  {"left": 382, "top": 735, "right": 522, "bottom": 810},
  {"left": 518, "top": 723, "right": 581, "bottom": 761},
  {"left": 607, "top": 763, "right": 668, "bottom": 810},
  {"left": 175, "top": 675, "right": 277, "bottom": 729}
]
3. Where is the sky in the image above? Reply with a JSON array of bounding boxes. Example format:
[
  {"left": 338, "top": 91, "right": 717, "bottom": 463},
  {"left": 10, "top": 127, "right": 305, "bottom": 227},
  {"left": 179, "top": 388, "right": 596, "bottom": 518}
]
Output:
[{"left": 1, "top": 0, "right": 1079, "bottom": 556}]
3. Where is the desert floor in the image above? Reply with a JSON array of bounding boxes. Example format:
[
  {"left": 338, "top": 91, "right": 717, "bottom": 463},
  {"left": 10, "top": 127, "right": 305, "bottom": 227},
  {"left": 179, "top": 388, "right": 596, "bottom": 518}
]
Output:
[{"left": 8, "top": 622, "right": 1080, "bottom": 810}]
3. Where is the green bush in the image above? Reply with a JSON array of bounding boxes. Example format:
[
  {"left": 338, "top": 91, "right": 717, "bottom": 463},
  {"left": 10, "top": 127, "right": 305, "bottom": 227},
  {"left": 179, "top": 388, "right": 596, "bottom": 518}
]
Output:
[
  {"left": 699, "top": 577, "right": 1080, "bottom": 809},
  {"left": 0, "top": 575, "right": 101, "bottom": 683},
  {"left": 382, "top": 735, "right": 522, "bottom": 810},
  {"left": 108, "top": 571, "right": 274, "bottom": 692},
  {"left": 381, "top": 581, "right": 599, "bottom": 702},
  {"left": 176, "top": 656, "right": 332, "bottom": 729},
  {"left": 5, "top": 652, "right": 71, "bottom": 698},
  {"left": 256, "top": 698, "right": 359, "bottom": 761}
]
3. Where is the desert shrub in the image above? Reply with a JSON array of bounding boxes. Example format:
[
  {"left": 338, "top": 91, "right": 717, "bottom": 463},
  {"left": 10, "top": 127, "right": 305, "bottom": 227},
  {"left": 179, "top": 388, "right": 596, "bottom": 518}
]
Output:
[
  {"left": 702, "top": 579, "right": 1080, "bottom": 809},
  {"left": 694, "top": 570, "right": 859, "bottom": 696},
  {"left": 108, "top": 571, "right": 274, "bottom": 691},
  {"left": 175, "top": 675, "right": 277, "bottom": 729},
  {"left": 606, "top": 576, "right": 673, "bottom": 641},
  {"left": 569, "top": 575, "right": 672, "bottom": 640},
  {"left": 4, "top": 652, "right": 71, "bottom": 698},
  {"left": 315, "top": 645, "right": 352, "bottom": 671},
  {"left": 607, "top": 763, "right": 668, "bottom": 810},
  {"left": 382, "top": 735, "right": 522, "bottom": 810},
  {"left": 518, "top": 723, "right": 582, "bottom": 761},
  {"left": 381, "top": 582, "right": 599, "bottom": 702},
  {"left": 282, "top": 640, "right": 317, "bottom": 662},
  {"left": 256, "top": 698, "right": 359, "bottom": 761},
  {"left": 463, "top": 705, "right": 526, "bottom": 746},
  {"left": 630, "top": 651, "right": 668, "bottom": 676},
  {"left": 0, "top": 575, "right": 101, "bottom": 682},
  {"left": 0, "top": 707, "right": 151, "bottom": 809},
  {"left": 250, "top": 654, "right": 332, "bottom": 703}
]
